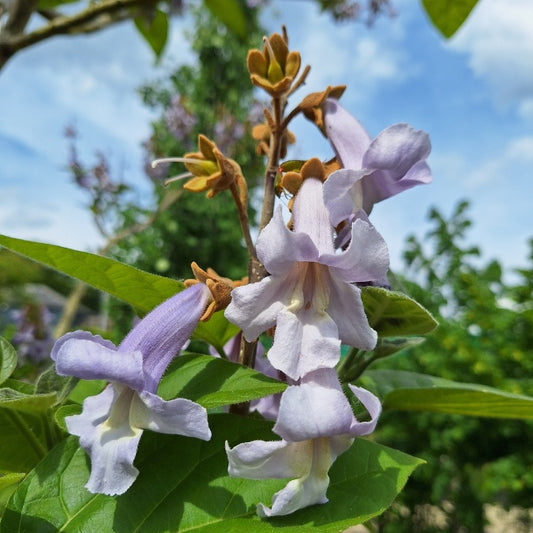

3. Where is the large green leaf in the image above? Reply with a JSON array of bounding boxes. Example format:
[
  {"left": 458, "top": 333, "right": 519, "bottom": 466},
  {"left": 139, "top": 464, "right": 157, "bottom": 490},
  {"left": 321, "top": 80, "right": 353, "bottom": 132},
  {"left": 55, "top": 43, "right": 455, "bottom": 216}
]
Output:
[
  {"left": 360, "top": 369, "right": 533, "bottom": 419},
  {"left": 0, "top": 339, "right": 17, "bottom": 386},
  {"left": 0, "top": 234, "right": 182, "bottom": 314},
  {"left": 134, "top": 8, "right": 169, "bottom": 59},
  {"left": 2, "top": 415, "right": 422, "bottom": 532},
  {"left": 0, "top": 390, "right": 58, "bottom": 473},
  {"left": 158, "top": 352, "right": 286, "bottom": 408},
  {"left": 361, "top": 287, "right": 438, "bottom": 337},
  {"left": 421, "top": 0, "right": 479, "bottom": 38},
  {"left": 204, "top": 0, "right": 247, "bottom": 39},
  {"left": 0, "top": 234, "right": 237, "bottom": 348}
]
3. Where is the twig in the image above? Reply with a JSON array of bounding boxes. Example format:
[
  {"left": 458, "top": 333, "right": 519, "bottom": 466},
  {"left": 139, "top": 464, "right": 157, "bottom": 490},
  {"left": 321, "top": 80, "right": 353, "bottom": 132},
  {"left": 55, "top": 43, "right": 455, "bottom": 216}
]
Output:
[{"left": 0, "top": 0, "right": 150, "bottom": 68}]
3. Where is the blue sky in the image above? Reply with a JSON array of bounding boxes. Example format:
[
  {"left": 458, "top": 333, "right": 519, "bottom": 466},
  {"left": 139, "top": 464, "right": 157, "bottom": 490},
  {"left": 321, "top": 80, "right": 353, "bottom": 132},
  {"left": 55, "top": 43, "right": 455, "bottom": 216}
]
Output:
[{"left": 1, "top": 0, "right": 532, "bottom": 275}]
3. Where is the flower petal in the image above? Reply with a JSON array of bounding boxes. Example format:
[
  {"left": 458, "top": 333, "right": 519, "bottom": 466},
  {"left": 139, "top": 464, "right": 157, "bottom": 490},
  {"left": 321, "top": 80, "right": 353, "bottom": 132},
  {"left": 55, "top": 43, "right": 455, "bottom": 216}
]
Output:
[
  {"left": 292, "top": 178, "right": 335, "bottom": 255},
  {"left": 347, "top": 385, "right": 382, "bottom": 436},
  {"left": 53, "top": 337, "right": 145, "bottom": 391},
  {"left": 257, "top": 473, "right": 329, "bottom": 517},
  {"left": 120, "top": 283, "right": 211, "bottom": 393},
  {"left": 132, "top": 391, "right": 211, "bottom": 441},
  {"left": 225, "top": 275, "right": 288, "bottom": 341},
  {"left": 226, "top": 439, "right": 311, "bottom": 479},
  {"left": 273, "top": 369, "right": 354, "bottom": 441},
  {"left": 51, "top": 330, "right": 116, "bottom": 361},
  {"left": 327, "top": 276, "right": 377, "bottom": 351},
  {"left": 361, "top": 123, "right": 432, "bottom": 210},
  {"left": 324, "top": 98, "right": 371, "bottom": 169},
  {"left": 363, "top": 123, "right": 431, "bottom": 179},
  {"left": 66, "top": 385, "right": 142, "bottom": 495},
  {"left": 323, "top": 168, "right": 370, "bottom": 226},
  {"left": 267, "top": 308, "right": 341, "bottom": 380},
  {"left": 324, "top": 217, "right": 389, "bottom": 283},
  {"left": 256, "top": 207, "right": 319, "bottom": 275}
]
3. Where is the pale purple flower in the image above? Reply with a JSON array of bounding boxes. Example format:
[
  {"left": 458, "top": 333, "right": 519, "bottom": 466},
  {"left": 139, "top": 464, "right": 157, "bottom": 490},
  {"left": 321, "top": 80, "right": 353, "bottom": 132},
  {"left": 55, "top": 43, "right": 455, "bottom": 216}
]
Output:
[
  {"left": 225, "top": 177, "right": 389, "bottom": 380},
  {"left": 323, "top": 98, "right": 432, "bottom": 223},
  {"left": 51, "top": 284, "right": 212, "bottom": 495},
  {"left": 226, "top": 368, "right": 381, "bottom": 517}
]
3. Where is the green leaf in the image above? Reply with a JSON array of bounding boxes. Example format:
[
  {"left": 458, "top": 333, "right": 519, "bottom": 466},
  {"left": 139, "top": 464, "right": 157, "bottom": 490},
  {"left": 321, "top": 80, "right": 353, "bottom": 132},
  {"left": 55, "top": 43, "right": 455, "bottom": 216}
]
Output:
[
  {"left": 68, "top": 379, "right": 106, "bottom": 404},
  {"left": 158, "top": 352, "right": 286, "bottom": 408},
  {"left": 372, "top": 337, "right": 426, "bottom": 360},
  {"left": 0, "top": 234, "right": 183, "bottom": 314},
  {"left": 134, "top": 8, "right": 169, "bottom": 59},
  {"left": 421, "top": 0, "right": 479, "bottom": 38},
  {"left": 54, "top": 404, "right": 82, "bottom": 432},
  {"left": 0, "top": 234, "right": 236, "bottom": 348},
  {"left": 2, "top": 415, "right": 422, "bottom": 532},
  {"left": 204, "top": 0, "right": 247, "bottom": 39},
  {"left": 0, "top": 390, "right": 58, "bottom": 473},
  {"left": 361, "top": 287, "right": 438, "bottom": 337},
  {"left": 0, "top": 338, "right": 17, "bottom": 386},
  {"left": 360, "top": 369, "right": 533, "bottom": 419},
  {"left": 35, "top": 364, "right": 77, "bottom": 404},
  {"left": 0, "top": 473, "right": 24, "bottom": 519}
]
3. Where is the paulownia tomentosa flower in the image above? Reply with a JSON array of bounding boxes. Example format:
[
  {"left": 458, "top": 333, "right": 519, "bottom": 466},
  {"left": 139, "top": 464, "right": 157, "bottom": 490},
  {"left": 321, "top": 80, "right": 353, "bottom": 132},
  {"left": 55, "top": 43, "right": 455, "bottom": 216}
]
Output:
[
  {"left": 225, "top": 159, "right": 389, "bottom": 381},
  {"left": 52, "top": 284, "right": 212, "bottom": 495},
  {"left": 226, "top": 368, "right": 381, "bottom": 517}
]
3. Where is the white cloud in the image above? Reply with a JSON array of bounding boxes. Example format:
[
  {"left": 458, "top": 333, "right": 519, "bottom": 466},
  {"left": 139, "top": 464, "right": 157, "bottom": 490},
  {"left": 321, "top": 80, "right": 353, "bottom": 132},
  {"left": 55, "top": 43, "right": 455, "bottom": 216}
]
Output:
[
  {"left": 275, "top": 3, "right": 410, "bottom": 101},
  {"left": 450, "top": 0, "right": 533, "bottom": 114}
]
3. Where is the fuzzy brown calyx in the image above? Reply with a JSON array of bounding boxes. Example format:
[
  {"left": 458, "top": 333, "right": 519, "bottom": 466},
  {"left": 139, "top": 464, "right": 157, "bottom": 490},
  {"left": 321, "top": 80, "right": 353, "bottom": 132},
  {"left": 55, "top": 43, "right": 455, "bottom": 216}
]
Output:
[
  {"left": 185, "top": 262, "right": 247, "bottom": 322},
  {"left": 183, "top": 135, "right": 243, "bottom": 199},
  {"left": 252, "top": 121, "right": 296, "bottom": 158},
  {"left": 277, "top": 157, "right": 329, "bottom": 199},
  {"left": 299, "top": 85, "right": 346, "bottom": 134},
  {"left": 247, "top": 31, "right": 301, "bottom": 97}
]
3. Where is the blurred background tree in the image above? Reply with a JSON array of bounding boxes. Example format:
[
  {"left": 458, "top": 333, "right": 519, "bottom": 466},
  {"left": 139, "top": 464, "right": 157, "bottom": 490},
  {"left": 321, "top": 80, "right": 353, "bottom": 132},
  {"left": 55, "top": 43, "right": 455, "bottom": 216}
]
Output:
[{"left": 373, "top": 201, "right": 533, "bottom": 532}]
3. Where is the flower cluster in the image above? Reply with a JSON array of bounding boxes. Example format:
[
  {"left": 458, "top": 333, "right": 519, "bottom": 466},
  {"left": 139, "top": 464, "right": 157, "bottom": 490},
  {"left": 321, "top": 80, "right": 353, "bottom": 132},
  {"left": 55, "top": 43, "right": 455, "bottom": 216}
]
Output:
[
  {"left": 49, "top": 31, "right": 432, "bottom": 520},
  {"left": 224, "top": 153, "right": 390, "bottom": 514}
]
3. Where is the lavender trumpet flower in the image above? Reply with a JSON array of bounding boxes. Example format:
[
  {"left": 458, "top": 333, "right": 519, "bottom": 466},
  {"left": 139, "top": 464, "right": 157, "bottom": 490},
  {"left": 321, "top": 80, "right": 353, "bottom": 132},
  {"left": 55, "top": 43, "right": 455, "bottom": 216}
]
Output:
[
  {"left": 225, "top": 174, "right": 389, "bottom": 380},
  {"left": 51, "top": 284, "right": 212, "bottom": 495},
  {"left": 323, "top": 98, "right": 432, "bottom": 226},
  {"left": 226, "top": 368, "right": 381, "bottom": 517}
]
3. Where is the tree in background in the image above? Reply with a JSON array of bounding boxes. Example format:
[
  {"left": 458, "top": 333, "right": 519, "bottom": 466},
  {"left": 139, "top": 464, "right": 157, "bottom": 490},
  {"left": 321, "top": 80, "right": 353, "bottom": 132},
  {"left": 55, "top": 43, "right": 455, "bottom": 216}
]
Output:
[{"left": 375, "top": 201, "right": 533, "bottom": 532}]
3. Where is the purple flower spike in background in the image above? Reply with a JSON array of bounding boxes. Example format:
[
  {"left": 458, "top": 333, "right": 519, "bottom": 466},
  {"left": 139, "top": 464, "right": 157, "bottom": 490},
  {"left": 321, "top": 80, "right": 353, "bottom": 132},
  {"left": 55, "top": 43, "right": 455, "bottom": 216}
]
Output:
[
  {"left": 51, "top": 283, "right": 212, "bottom": 496},
  {"left": 323, "top": 98, "right": 432, "bottom": 224},
  {"left": 226, "top": 368, "right": 381, "bottom": 517},
  {"left": 225, "top": 174, "right": 389, "bottom": 380}
]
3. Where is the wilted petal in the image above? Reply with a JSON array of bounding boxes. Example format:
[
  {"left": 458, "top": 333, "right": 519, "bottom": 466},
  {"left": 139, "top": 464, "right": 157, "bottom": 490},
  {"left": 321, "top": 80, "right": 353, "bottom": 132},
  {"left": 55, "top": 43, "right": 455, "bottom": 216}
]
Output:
[
  {"left": 226, "top": 439, "right": 311, "bottom": 479},
  {"left": 53, "top": 336, "right": 145, "bottom": 392},
  {"left": 132, "top": 391, "right": 211, "bottom": 440},
  {"left": 273, "top": 369, "right": 354, "bottom": 441},
  {"left": 267, "top": 309, "right": 341, "bottom": 380},
  {"left": 66, "top": 384, "right": 142, "bottom": 495}
]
